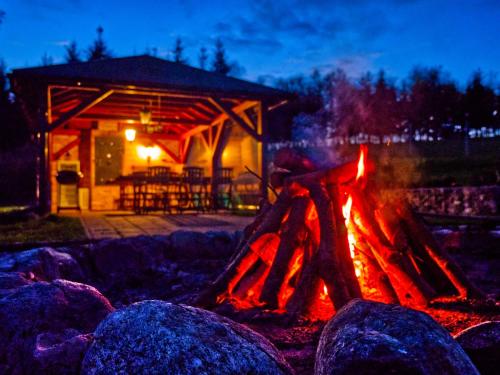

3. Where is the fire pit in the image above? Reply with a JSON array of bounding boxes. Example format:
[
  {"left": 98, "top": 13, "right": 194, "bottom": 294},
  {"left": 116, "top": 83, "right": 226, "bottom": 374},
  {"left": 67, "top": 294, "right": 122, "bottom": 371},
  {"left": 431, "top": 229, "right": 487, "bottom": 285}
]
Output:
[{"left": 197, "top": 146, "right": 484, "bottom": 320}]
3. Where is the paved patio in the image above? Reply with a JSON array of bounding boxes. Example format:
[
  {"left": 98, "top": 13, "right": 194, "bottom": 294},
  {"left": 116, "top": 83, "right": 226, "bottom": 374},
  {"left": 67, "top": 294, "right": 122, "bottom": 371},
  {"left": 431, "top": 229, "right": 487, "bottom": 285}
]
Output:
[{"left": 78, "top": 213, "right": 254, "bottom": 240}]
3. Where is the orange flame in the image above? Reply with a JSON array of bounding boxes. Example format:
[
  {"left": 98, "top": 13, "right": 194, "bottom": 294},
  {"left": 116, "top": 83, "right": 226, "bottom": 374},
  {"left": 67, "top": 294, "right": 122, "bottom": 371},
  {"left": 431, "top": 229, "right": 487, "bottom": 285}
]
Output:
[
  {"left": 343, "top": 196, "right": 353, "bottom": 226},
  {"left": 320, "top": 283, "right": 329, "bottom": 300},
  {"left": 356, "top": 144, "right": 367, "bottom": 181},
  {"left": 341, "top": 145, "right": 368, "bottom": 281},
  {"left": 277, "top": 249, "right": 304, "bottom": 309}
]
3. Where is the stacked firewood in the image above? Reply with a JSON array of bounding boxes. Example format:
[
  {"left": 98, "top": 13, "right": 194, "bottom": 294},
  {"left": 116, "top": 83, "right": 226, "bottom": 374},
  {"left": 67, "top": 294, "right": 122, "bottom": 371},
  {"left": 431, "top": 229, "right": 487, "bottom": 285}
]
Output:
[{"left": 196, "top": 147, "right": 484, "bottom": 318}]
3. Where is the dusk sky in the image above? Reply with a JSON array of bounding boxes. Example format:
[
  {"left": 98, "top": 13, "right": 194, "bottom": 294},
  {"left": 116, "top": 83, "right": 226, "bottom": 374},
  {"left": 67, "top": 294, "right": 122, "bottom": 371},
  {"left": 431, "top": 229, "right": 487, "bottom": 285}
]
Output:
[{"left": 0, "top": 0, "right": 499, "bottom": 86}]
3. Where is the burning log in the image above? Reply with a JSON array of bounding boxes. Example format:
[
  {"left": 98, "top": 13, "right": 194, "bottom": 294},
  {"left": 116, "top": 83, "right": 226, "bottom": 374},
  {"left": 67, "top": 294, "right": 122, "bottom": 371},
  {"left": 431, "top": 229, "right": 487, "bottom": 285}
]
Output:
[
  {"left": 353, "top": 236, "right": 400, "bottom": 304},
  {"left": 195, "top": 191, "right": 292, "bottom": 308},
  {"left": 396, "top": 203, "right": 486, "bottom": 300},
  {"left": 259, "top": 197, "right": 310, "bottom": 309},
  {"left": 329, "top": 184, "right": 362, "bottom": 299},
  {"left": 285, "top": 239, "right": 320, "bottom": 316},
  {"left": 197, "top": 146, "right": 484, "bottom": 320},
  {"left": 349, "top": 186, "right": 436, "bottom": 307},
  {"left": 306, "top": 182, "right": 352, "bottom": 310}
]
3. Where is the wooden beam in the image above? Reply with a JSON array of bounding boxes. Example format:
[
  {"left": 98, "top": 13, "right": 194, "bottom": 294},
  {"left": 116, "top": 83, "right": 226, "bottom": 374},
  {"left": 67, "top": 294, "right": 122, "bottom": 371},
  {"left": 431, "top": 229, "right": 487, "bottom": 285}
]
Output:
[
  {"left": 74, "top": 113, "right": 208, "bottom": 126},
  {"left": 48, "top": 89, "right": 114, "bottom": 132},
  {"left": 52, "top": 129, "right": 81, "bottom": 136},
  {"left": 212, "top": 121, "right": 224, "bottom": 154},
  {"left": 53, "top": 137, "right": 80, "bottom": 160},
  {"left": 209, "top": 100, "right": 259, "bottom": 125},
  {"left": 211, "top": 121, "right": 228, "bottom": 200},
  {"left": 150, "top": 138, "right": 181, "bottom": 163},
  {"left": 260, "top": 101, "right": 269, "bottom": 199},
  {"left": 180, "top": 136, "right": 192, "bottom": 164},
  {"left": 240, "top": 110, "right": 257, "bottom": 131},
  {"left": 200, "top": 130, "right": 210, "bottom": 150},
  {"left": 208, "top": 97, "right": 262, "bottom": 141},
  {"left": 180, "top": 125, "right": 209, "bottom": 140}
]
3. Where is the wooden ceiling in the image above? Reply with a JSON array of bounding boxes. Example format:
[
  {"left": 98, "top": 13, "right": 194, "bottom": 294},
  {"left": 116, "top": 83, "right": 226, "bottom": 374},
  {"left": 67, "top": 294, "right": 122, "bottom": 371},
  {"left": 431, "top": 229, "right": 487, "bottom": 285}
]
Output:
[{"left": 49, "top": 85, "right": 247, "bottom": 137}]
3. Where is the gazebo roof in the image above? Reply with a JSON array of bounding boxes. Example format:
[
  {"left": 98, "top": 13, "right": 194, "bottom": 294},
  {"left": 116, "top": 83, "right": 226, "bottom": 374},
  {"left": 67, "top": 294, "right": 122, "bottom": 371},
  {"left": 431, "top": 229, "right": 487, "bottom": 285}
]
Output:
[{"left": 10, "top": 55, "right": 286, "bottom": 100}]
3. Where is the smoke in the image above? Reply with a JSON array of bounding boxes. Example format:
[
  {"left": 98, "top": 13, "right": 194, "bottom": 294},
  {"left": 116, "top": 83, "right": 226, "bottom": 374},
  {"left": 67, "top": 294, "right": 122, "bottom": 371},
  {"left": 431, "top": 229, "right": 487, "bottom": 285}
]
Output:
[{"left": 284, "top": 69, "right": 423, "bottom": 189}]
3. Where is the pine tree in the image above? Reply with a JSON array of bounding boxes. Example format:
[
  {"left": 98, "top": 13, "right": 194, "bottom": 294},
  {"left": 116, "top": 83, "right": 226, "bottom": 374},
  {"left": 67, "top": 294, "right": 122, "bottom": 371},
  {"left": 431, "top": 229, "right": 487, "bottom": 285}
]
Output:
[
  {"left": 64, "top": 41, "right": 81, "bottom": 63},
  {"left": 172, "top": 37, "right": 187, "bottom": 64},
  {"left": 0, "top": 60, "right": 7, "bottom": 99},
  {"left": 198, "top": 46, "right": 208, "bottom": 69},
  {"left": 211, "top": 39, "right": 230, "bottom": 75},
  {"left": 40, "top": 52, "right": 53, "bottom": 66},
  {"left": 87, "top": 26, "right": 112, "bottom": 61}
]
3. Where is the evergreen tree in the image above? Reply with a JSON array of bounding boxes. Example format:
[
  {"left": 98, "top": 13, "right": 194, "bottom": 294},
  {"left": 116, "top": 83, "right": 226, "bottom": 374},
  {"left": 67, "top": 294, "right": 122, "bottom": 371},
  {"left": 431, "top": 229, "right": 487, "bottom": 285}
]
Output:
[
  {"left": 87, "top": 26, "right": 112, "bottom": 61},
  {"left": 40, "top": 52, "right": 53, "bottom": 66},
  {"left": 64, "top": 41, "right": 81, "bottom": 63},
  {"left": 463, "top": 71, "right": 496, "bottom": 128},
  {"left": 0, "top": 60, "right": 7, "bottom": 99},
  {"left": 172, "top": 37, "right": 187, "bottom": 64},
  {"left": 211, "top": 39, "right": 230, "bottom": 75},
  {"left": 198, "top": 46, "right": 208, "bottom": 69},
  {"left": 0, "top": 60, "right": 29, "bottom": 149}
]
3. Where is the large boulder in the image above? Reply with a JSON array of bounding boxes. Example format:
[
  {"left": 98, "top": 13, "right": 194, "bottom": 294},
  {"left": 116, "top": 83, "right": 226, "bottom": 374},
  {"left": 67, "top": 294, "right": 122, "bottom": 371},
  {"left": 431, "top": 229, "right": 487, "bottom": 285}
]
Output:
[
  {"left": 0, "top": 247, "right": 84, "bottom": 282},
  {"left": 454, "top": 321, "right": 500, "bottom": 375},
  {"left": 315, "top": 299, "right": 479, "bottom": 375},
  {"left": 82, "top": 300, "right": 293, "bottom": 374},
  {"left": 87, "top": 236, "right": 167, "bottom": 285},
  {"left": 0, "top": 279, "right": 114, "bottom": 374},
  {"left": 169, "top": 230, "right": 237, "bottom": 259},
  {"left": 32, "top": 330, "right": 93, "bottom": 374},
  {"left": 0, "top": 271, "right": 33, "bottom": 297}
]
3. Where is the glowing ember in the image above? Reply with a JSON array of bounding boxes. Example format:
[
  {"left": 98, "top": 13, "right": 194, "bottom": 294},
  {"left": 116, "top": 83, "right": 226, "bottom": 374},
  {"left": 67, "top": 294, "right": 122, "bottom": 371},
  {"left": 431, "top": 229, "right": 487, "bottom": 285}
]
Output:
[
  {"left": 348, "top": 233, "right": 356, "bottom": 258},
  {"left": 320, "top": 283, "right": 329, "bottom": 300},
  {"left": 307, "top": 203, "right": 318, "bottom": 221},
  {"left": 277, "top": 249, "right": 304, "bottom": 308},
  {"left": 202, "top": 142, "right": 482, "bottom": 322}
]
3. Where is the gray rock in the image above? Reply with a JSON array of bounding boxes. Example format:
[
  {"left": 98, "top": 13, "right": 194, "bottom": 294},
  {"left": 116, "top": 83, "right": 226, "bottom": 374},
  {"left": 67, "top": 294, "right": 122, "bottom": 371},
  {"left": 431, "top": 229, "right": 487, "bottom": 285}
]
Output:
[
  {"left": 88, "top": 236, "right": 166, "bottom": 285},
  {"left": 0, "top": 247, "right": 84, "bottom": 281},
  {"left": 0, "top": 271, "right": 33, "bottom": 297},
  {"left": 0, "top": 279, "right": 114, "bottom": 374},
  {"left": 315, "top": 299, "right": 479, "bottom": 375},
  {"left": 169, "top": 230, "right": 236, "bottom": 259},
  {"left": 454, "top": 321, "right": 500, "bottom": 375},
  {"left": 82, "top": 300, "right": 293, "bottom": 375},
  {"left": 33, "top": 330, "right": 93, "bottom": 374}
]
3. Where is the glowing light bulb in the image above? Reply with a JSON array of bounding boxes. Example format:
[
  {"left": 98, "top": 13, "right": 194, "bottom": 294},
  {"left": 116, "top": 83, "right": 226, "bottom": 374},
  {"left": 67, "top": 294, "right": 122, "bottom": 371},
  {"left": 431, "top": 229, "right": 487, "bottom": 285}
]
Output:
[{"left": 125, "top": 128, "right": 136, "bottom": 142}]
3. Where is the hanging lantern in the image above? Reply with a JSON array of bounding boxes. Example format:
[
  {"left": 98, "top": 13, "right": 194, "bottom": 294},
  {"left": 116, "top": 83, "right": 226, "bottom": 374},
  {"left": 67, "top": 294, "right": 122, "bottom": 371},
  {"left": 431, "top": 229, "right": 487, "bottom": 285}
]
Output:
[{"left": 139, "top": 106, "right": 152, "bottom": 125}]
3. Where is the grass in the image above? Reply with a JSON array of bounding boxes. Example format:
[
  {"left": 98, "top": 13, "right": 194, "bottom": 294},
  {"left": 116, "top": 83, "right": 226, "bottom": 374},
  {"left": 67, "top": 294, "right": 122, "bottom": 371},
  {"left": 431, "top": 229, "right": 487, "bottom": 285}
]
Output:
[
  {"left": 281, "top": 138, "right": 500, "bottom": 188},
  {"left": 422, "top": 214, "right": 500, "bottom": 228},
  {"left": 0, "top": 214, "right": 87, "bottom": 245}
]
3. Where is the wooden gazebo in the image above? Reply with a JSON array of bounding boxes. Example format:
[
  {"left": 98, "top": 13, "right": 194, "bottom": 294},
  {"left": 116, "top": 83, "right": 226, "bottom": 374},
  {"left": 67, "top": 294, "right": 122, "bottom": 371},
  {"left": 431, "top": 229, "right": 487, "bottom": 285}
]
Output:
[{"left": 9, "top": 56, "right": 289, "bottom": 213}]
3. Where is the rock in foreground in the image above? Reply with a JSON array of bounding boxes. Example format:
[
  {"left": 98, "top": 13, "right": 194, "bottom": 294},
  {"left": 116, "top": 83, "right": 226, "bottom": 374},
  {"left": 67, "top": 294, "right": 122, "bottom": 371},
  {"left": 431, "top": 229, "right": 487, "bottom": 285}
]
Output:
[
  {"left": 0, "top": 279, "right": 114, "bottom": 374},
  {"left": 315, "top": 299, "right": 478, "bottom": 375},
  {"left": 454, "top": 321, "right": 500, "bottom": 375},
  {"left": 82, "top": 300, "right": 293, "bottom": 375},
  {"left": 0, "top": 247, "right": 84, "bottom": 281}
]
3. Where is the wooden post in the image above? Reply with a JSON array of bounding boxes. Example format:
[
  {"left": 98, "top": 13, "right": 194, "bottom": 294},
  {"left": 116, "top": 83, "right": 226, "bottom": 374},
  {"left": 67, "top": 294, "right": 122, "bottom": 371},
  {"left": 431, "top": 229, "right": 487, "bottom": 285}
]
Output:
[
  {"left": 211, "top": 121, "right": 227, "bottom": 209},
  {"left": 37, "top": 111, "right": 50, "bottom": 214},
  {"left": 260, "top": 101, "right": 269, "bottom": 199},
  {"left": 79, "top": 129, "right": 91, "bottom": 189}
]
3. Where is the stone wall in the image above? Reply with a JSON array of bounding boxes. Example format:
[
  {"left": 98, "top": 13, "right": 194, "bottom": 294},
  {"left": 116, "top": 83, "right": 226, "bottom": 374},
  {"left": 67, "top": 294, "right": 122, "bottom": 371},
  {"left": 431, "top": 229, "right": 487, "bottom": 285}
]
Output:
[{"left": 388, "top": 186, "right": 499, "bottom": 216}]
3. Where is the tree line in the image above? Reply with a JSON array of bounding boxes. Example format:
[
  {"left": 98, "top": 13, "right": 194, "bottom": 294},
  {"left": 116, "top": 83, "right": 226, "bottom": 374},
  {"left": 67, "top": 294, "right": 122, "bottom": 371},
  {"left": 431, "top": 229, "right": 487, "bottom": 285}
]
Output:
[
  {"left": 51, "top": 26, "right": 235, "bottom": 76},
  {"left": 0, "top": 14, "right": 499, "bottom": 149},
  {"left": 276, "top": 67, "right": 500, "bottom": 143}
]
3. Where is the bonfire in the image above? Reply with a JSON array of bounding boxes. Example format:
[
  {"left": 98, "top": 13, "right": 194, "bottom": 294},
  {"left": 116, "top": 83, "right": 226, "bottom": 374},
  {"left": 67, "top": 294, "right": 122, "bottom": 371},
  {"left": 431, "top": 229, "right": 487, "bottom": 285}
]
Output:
[{"left": 197, "top": 146, "right": 484, "bottom": 320}]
